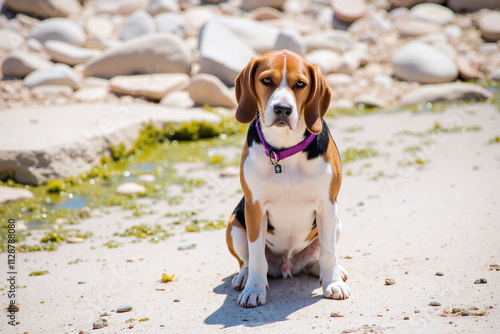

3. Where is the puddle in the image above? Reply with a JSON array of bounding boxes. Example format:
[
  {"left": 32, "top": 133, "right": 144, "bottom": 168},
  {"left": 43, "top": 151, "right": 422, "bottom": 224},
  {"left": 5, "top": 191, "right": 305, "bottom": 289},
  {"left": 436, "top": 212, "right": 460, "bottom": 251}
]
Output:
[{"left": 49, "top": 197, "right": 89, "bottom": 209}]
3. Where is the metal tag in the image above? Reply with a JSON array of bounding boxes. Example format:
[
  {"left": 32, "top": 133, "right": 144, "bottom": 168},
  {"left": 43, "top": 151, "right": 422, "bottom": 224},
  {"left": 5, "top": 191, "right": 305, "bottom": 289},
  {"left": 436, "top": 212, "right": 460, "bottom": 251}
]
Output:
[{"left": 274, "top": 163, "right": 282, "bottom": 174}]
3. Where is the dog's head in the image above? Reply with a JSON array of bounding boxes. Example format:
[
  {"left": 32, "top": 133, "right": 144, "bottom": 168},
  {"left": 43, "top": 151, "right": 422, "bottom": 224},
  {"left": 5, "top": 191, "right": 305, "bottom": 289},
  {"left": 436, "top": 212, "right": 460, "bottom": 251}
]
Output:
[{"left": 235, "top": 50, "right": 331, "bottom": 134}]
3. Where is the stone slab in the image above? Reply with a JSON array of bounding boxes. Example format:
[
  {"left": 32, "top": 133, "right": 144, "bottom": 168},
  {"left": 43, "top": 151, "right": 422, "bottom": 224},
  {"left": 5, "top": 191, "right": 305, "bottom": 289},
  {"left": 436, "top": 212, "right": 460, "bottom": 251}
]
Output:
[{"left": 0, "top": 104, "right": 220, "bottom": 185}]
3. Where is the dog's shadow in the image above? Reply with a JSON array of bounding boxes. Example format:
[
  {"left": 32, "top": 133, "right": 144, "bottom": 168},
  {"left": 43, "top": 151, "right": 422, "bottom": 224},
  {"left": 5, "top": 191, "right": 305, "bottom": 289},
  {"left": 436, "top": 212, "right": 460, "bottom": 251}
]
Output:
[{"left": 205, "top": 273, "right": 322, "bottom": 328}]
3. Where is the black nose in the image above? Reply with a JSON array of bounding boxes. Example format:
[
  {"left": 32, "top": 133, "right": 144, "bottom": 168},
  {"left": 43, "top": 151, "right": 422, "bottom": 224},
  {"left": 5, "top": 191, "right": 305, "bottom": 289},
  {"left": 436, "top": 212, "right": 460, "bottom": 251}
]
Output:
[{"left": 274, "top": 103, "right": 292, "bottom": 119}]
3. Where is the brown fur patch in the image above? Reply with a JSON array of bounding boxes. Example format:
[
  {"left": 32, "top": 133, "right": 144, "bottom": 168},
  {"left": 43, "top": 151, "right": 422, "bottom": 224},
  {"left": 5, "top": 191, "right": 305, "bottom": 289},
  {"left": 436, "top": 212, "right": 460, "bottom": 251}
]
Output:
[
  {"left": 304, "top": 226, "right": 319, "bottom": 243},
  {"left": 323, "top": 134, "right": 342, "bottom": 204},
  {"left": 226, "top": 214, "right": 244, "bottom": 268}
]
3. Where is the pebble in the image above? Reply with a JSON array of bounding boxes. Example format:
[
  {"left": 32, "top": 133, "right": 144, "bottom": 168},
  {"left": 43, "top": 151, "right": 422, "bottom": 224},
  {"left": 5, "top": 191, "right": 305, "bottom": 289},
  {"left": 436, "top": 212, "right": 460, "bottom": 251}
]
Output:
[
  {"left": 410, "top": 3, "right": 455, "bottom": 26},
  {"left": 0, "top": 185, "right": 34, "bottom": 204},
  {"left": 435, "top": 272, "right": 444, "bottom": 276},
  {"left": 305, "top": 49, "right": 341, "bottom": 75},
  {"left": 275, "top": 28, "right": 305, "bottom": 56},
  {"left": 354, "top": 94, "right": 386, "bottom": 108},
  {"left": 188, "top": 73, "right": 237, "bottom": 108},
  {"left": 332, "top": 0, "right": 366, "bottom": 24},
  {"left": 23, "top": 64, "right": 81, "bottom": 90},
  {"left": 73, "top": 86, "right": 108, "bottom": 102},
  {"left": 137, "top": 174, "right": 156, "bottom": 183},
  {"left": 457, "top": 56, "right": 482, "bottom": 80},
  {"left": 219, "top": 167, "right": 239, "bottom": 177},
  {"left": 67, "top": 237, "right": 85, "bottom": 243},
  {"left": 148, "top": 0, "right": 180, "bottom": 15},
  {"left": 119, "top": 10, "right": 156, "bottom": 41},
  {"left": 474, "top": 278, "right": 487, "bottom": 284},
  {"left": 29, "top": 18, "right": 87, "bottom": 46},
  {"left": 429, "top": 300, "right": 442, "bottom": 306},
  {"left": 0, "top": 30, "right": 24, "bottom": 51},
  {"left": 240, "top": 0, "right": 287, "bottom": 11},
  {"left": 83, "top": 33, "right": 191, "bottom": 79},
  {"left": 462, "top": 311, "right": 470, "bottom": 316},
  {"left": 385, "top": 278, "right": 396, "bottom": 285},
  {"left": 304, "top": 30, "right": 353, "bottom": 53},
  {"left": 344, "top": 254, "right": 353, "bottom": 259},
  {"left": 155, "top": 12, "right": 189, "bottom": 38},
  {"left": 398, "top": 20, "right": 442, "bottom": 38},
  {"left": 477, "top": 12, "right": 500, "bottom": 42},
  {"left": 219, "top": 16, "right": 279, "bottom": 54},
  {"left": 78, "top": 207, "right": 92, "bottom": 218},
  {"left": 78, "top": 281, "right": 86, "bottom": 284},
  {"left": 44, "top": 40, "right": 101, "bottom": 66},
  {"left": 392, "top": 41, "right": 457, "bottom": 84},
  {"left": 2, "top": 51, "right": 52, "bottom": 79},
  {"left": 5, "top": 0, "right": 82, "bottom": 18},
  {"left": 399, "top": 82, "right": 492, "bottom": 106},
  {"left": 117, "top": 304, "right": 133, "bottom": 313},
  {"left": 110, "top": 73, "right": 190, "bottom": 101},
  {"left": 160, "top": 91, "right": 194, "bottom": 108},
  {"left": 116, "top": 182, "right": 146, "bottom": 195},
  {"left": 93, "top": 318, "right": 108, "bottom": 329},
  {"left": 330, "top": 312, "right": 344, "bottom": 317},
  {"left": 54, "top": 218, "right": 68, "bottom": 225}
]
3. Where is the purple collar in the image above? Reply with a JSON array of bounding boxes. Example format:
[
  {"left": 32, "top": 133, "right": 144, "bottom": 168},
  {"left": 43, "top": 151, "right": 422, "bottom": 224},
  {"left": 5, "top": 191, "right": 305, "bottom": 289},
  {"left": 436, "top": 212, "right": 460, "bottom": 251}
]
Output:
[{"left": 255, "top": 119, "right": 316, "bottom": 164}]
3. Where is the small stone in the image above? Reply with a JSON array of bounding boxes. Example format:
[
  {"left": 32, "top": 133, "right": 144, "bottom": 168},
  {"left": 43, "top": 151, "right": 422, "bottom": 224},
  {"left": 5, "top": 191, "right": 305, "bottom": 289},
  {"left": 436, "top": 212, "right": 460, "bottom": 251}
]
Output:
[
  {"left": 178, "top": 244, "right": 196, "bottom": 250},
  {"left": 110, "top": 73, "right": 190, "bottom": 101},
  {"left": 93, "top": 318, "right": 108, "bottom": 329},
  {"left": 137, "top": 174, "right": 156, "bottom": 183},
  {"left": 490, "top": 263, "right": 500, "bottom": 271},
  {"left": 330, "top": 312, "right": 344, "bottom": 317},
  {"left": 477, "top": 11, "right": 500, "bottom": 42},
  {"left": 435, "top": 272, "right": 444, "bottom": 276},
  {"left": 67, "top": 237, "right": 85, "bottom": 244},
  {"left": 119, "top": 10, "right": 155, "bottom": 41},
  {"left": 188, "top": 73, "right": 237, "bottom": 108},
  {"left": 344, "top": 254, "right": 353, "bottom": 259},
  {"left": 29, "top": 18, "right": 86, "bottom": 46},
  {"left": 78, "top": 281, "right": 86, "bottom": 284},
  {"left": 385, "top": 278, "right": 396, "bottom": 285},
  {"left": 78, "top": 207, "right": 92, "bottom": 218},
  {"left": 461, "top": 311, "right": 470, "bottom": 316},
  {"left": 429, "top": 300, "right": 442, "bottom": 306},
  {"left": 117, "top": 304, "right": 133, "bottom": 313},
  {"left": 474, "top": 278, "right": 487, "bottom": 284},
  {"left": 219, "top": 167, "right": 239, "bottom": 177},
  {"left": 23, "top": 64, "right": 81, "bottom": 90},
  {"left": 116, "top": 182, "right": 146, "bottom": 195},
  {"left": 415, "top": 309, "right": 420, "bottom": 313},
  {"left": 126, "top": 257, "right": 136, "bottom": 262},
  {"left": 54, "top": 218, "right": 68, "bottom": 225},
  {"left": 404, "top": 316, "right": 410, "bottom": 320}
]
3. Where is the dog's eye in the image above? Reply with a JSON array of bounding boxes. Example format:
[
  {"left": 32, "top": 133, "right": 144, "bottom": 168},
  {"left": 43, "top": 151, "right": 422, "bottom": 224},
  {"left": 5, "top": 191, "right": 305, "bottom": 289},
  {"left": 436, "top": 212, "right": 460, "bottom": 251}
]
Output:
[
  {"left": 261, "top": 78, "right": 273, "bottom": 86},
  {"left": 295, "top": 80, "right": 306, "bottom": 88}
]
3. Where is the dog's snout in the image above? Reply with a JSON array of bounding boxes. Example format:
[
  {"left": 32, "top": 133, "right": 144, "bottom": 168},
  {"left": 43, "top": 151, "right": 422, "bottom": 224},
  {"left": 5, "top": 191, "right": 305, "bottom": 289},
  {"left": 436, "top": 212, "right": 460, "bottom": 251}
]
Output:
[{"left": 274, "top": 103, "right": 292, "bottom": 119}]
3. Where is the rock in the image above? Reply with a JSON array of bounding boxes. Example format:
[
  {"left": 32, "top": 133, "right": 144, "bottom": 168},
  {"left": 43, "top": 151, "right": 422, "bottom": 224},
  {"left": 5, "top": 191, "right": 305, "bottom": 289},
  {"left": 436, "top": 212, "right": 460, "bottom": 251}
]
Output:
[
  {"left": 429, "top": 42, "right": 457, "bottom": 60},
  {"left": 96, "top": 0, "right": 148, "bottom": 15},
  {"left": 462, "top": 311, "right": 470, "bottom": 316},
  {"left": 116, "top": 182, "right": 146, "bottom": 195},
  {"left": 372, "top": 75, "right": 393, "bottom": 88},
  {"left": 188, "top": 73, "right": 237, "bottom": 108},
  {"left": 490, "top": 67, "right": 500, "bottom": 81},
  {"left": 392, "top": 41, "right": 457, "bottom": 84},
  {"left": 385, "top": 278, "right": 396, "bottom": 285},
  {"left": 330, "top": 98, "right": 354, "bottom": 110},
  {"left": 1, "top": 51, "right": 52, "bottom": 78},
  {"left": 160, "top": 91, "right": 194, "bottom": 108},
  {"left": 241, "top": 0, "right": 287, "bottom": 11},
  {"left": 93, "top": 318, "right": 108, "bottom": 329},
  {"left": 447, "top": 0, "right": 500, "bottom": 12},
  {"left": 23, "top": 64, "right": 80, "bottom": 90},
  {"left": 398, "top": 20, "right": 442, "bottom": 37},
  {"left": 117, "top": 304, "right": 133, "bottom": 313},
  {"left": 73, "top": 86, "right": 108, "bottom": 102},
  {"left": 400, "top": 82, "right": 493, "bottom": 106},
  {"left": 183, "top": 6, "right": 219, "bottom": 36},
  {"left": 0, "top": 104, "right": 221, "bottom": 185},
  {"left": 326, "top": 73, "right": 353, "bottom": 88},
  {"left": 148, "top": 0, "right": 180, "bottom": 15},
  {"left": 67, "top": 237, "right": 85, "bottom": 243},
  {"left": 477, "top": 12, "right": 500, "bottom": 42},
  {"left": 330, "top": 312, "right": 344, "bottom": 317},
  {"left": 110, "top": 73, "right": 190, "bottom": 100},
  {"left": 410, "top": 3, "right": 455, "bottom": 26},
  {"left": 31, "top": 85, "right": 73, "bottom": 99},
  {"left": 119, "top": 10, "right": 156, "bottom": 41},
  {"left": 336, "top": 50, "right": 367, "bottom": 75},
  {"left": 218, "top": 16, "right": 280, "bottom": 54},
  {"left": 54, "top": 218, "right": 68, "bottom": 225},
  {"left": 305, "top": 50, "right": 341, "bottom": 75},
  {"left": 16, "top": 221, "right": 28, "bottom": 232},
  {"left": 199, "top": 19, "right": 257, "bottom": 86},
  {"left": 78, "top": 207, "right": 92, "bottom": 218},
  {"left": 85, "top": 17, "right": 115, "bottom": 40},
  {"left": 0, "top": 30, "right": 23, "bottom": 51},
  {"left": 474, "top": 278, "right": 487, "bottom": 284},
  {"left": 29, "top": 18, "right": 86, "bottom": 46},
  {"left": 0, "top": 186, "right": 34, "bottom": 204},
  {"left": 332, "top": 0, "right": 366, "bottom": 24},
  {"left": 219, "top": 167, "right": 239, "bottom": 177},
  {"left": 389, "top": 0, "right": 445, "bottom": 7},
  {"left": 304, "top": 30, "right": 353, "bottom": 53},
  {"left": 154, "top": 12, "right": 189, "bottom": 38},
  {"left": 445, "top": 25, "right": 462, "bottom": 39},
  {"left": 457, "top": 56, "right": 481, "bottom": 80},
  {"left": 137, "top": 174, "right": 156, "bottom": 183},
  {"left": 435, "top": 272, "right": 444, "bottom": 276},
  {"left": 354, "top": 94, "right": 386, "bottom": 108},
  {"left": 248, "top": 7, "right": 286, "bottom": 21},
  {"left": 44, "top": 41, "right": 100, "bottom": 66},
  {"left": 274, "top": 29, "right": 305, "bottom": 55},
  {"left": 429, "top": 300, "right": 442, "bottom": 306},
  {"left": 83, "top": 33, "right": 191, "bottom": 79},
  {"left": 4, "top": 0, "right": 82, "bottom": 18}
]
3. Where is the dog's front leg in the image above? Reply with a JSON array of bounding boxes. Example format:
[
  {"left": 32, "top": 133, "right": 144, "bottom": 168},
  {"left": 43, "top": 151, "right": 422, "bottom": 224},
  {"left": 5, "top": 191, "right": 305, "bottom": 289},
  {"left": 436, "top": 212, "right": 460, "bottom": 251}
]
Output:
[
  {"left": 238, "top": 200, "right": 269, "bottom": 307},
  {"left": 317, "top": 202, "right": 350, "bottom": 300}
]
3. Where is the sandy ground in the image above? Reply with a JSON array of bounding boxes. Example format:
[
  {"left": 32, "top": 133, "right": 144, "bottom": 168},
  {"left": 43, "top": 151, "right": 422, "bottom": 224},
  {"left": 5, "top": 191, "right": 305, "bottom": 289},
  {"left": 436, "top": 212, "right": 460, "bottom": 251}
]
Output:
[{"left": 2, "top": 103, "right": 500, "bottom": 334}]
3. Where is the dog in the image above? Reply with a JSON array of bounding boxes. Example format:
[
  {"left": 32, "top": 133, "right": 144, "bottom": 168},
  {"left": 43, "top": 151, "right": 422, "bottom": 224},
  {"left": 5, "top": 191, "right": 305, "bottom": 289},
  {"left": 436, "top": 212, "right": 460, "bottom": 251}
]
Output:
[{"left": 226, "top": 49, "right": 350, "bottom": 308}]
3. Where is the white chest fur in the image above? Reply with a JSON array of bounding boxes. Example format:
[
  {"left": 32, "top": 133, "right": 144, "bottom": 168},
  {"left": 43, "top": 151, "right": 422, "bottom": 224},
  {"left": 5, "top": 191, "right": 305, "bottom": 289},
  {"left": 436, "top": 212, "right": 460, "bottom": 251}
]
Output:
[{"left": 243, "top": 143, "right": 332, "bottom": 257}]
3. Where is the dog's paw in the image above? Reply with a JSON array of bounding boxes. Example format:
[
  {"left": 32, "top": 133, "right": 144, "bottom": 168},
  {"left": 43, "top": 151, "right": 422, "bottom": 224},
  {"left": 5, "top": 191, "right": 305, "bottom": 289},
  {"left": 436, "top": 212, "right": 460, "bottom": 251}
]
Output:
[
  {"left": 339, "top": 265, "right": 349, "bottom": 282},
  {"left": 323, "top": 281, "right": 350, "bottom": 300},
  {"left": 238, "top": 285, "right": 268, "bottom": 308},
  {"left": 232, "top": 267, "right": 249, "bottom": 291}
]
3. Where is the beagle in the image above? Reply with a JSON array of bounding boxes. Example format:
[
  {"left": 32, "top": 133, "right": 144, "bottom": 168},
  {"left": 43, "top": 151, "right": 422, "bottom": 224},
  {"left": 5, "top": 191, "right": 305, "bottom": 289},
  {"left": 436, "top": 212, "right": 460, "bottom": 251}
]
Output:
[{"left": 226, "top": 50, "right": 350, "bottom": 308}]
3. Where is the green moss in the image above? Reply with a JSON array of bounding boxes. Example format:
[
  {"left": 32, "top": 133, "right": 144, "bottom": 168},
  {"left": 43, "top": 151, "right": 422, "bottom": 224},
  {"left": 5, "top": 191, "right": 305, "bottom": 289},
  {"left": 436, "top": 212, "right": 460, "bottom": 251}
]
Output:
[
  {"left": 139, "top": 317, "right": 150, "bottom": 322},
  {"left": 46, "top": 180, "right": 65, "bottom": 194},
  {"left": 41, "top": 231, "right": 68, "bottom": 243},
  {"left": 29, "top": 270, "right": 49, "bottom": 276},
  {"left": 489, "top": 136, "right": 500, "bottom": 144},
  {"left": 103, "top": 240, "right": 123, "bottom": 248},
  {"left": 116, "top": 223, "right": 171, "bottom": 242},
  {"left": 342, "top": 148, "right": 379, "bottom": 163},
  {"left": 19, "top": 243, "right": 58, "bottom": 252},
  {"left": 402, "top": 122, "right": 482, "bottom": 137}
]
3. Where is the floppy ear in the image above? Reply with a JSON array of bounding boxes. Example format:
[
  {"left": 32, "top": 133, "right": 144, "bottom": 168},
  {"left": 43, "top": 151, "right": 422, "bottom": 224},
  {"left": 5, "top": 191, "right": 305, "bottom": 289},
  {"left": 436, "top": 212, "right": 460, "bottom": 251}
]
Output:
[
  {"left": 235, "top": 58, "right": 259, "bottom": 124},
  {"left": 304, "top": 64, "right": 332, "bottom": 134}
]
